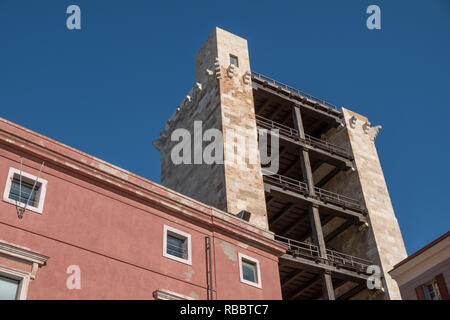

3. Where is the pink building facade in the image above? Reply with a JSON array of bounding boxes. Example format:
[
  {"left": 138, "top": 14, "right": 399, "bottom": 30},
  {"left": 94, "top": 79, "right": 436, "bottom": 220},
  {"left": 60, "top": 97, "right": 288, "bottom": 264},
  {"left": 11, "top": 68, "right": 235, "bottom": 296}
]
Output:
[{"left": 0, "top": 117, "right": 286, "bottom": 300}]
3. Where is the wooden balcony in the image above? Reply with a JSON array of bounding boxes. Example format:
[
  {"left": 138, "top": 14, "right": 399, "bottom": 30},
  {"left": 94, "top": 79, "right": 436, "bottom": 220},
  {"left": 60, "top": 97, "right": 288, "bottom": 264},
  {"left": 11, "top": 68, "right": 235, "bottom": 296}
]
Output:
[
  {"left": 262, "top": 170, "right": 368, "bottom": 219},
  {"left": 256, "top": 115, "right": 353, "bottom": 169},
  {"left": 275, "top": 235, "right": 375, "bottom": 300}
]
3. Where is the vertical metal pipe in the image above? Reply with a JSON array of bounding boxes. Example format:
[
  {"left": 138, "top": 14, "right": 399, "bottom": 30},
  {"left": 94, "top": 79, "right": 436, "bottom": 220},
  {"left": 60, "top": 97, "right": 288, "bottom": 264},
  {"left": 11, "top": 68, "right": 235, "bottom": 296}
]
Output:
[{"left": 205, "top": 235, "right": 213, "bottom": 300}]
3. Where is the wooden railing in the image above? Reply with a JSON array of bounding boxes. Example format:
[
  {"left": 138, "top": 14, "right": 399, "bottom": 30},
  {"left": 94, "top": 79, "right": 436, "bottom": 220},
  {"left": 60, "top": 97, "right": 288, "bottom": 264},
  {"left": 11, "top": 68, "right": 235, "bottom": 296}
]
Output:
[
  {"left": 275, "top": 235, "right": 320, "bottom": 259},
  {"left": 313, "top": 187, "right": 362, "bottom": 212},
  {"left": 275, "top": 235, "right": 373, "bottom": 273},
  {"left": 256, "top": 115, "right": 352, "bottom": 160},
  {"left": 261, "top": 169, "right": 309, "bottom": 196},
  {"left": 261, "top": 171, "right": 366, "bottom": 214},
  {"left": 326, "top": 248, "right": 373, "bottom": 272},
  {"left": 251, "top": 71, "right": 339, "bottom": 110}
]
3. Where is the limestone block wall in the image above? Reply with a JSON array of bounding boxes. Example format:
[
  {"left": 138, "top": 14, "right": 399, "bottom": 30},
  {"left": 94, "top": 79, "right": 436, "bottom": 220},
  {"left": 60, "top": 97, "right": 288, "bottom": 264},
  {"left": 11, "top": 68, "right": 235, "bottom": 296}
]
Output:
[
  {"left": 214, "top": 28, "right": 268, "bottom": 230},
  {"left": 318, "top": 108, "right": 407, "bottom": 299},
  {"left": 155, "top": 27, "right": 268, "bottom": 230},
  {"left": 154, "top": 78, "right": 227, "bottom": 211}
]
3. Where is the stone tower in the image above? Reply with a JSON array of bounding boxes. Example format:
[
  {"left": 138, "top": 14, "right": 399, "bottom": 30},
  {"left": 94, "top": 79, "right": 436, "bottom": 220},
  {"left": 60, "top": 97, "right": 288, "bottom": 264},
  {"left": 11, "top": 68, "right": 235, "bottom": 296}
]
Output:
[
  {"left": 154, "top": 27, "right": 268, "bottom": 230},
  {"left": 154, "top": 27, "right": 407, "bottom": 300}
]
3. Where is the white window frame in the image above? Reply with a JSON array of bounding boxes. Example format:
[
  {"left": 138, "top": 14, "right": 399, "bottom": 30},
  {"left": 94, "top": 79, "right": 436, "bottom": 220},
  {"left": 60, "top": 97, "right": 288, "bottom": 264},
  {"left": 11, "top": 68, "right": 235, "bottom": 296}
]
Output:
[
  {"left": 162, "top": 225, "right": 192, "bottom": 265},
  {"left": 0, "top": 265, "right": 31, "bottom": 300},
  {"left": 152, "top": 289, "right": 195, "bottom": 300},
  {"left": 423, "top": 280, "right": 442, "bottom": 300},
  {"left": 238, "top": 253, "right": 262, "bottom": 289},
  {"left": 229, "top": 54, "right": 239, "bottom": 68},
  {"left": 3, "top": 167, "right": 48, "bottom": 214},
  {"left": 0, "top": 240, "right": 49, "bottom": 300}
]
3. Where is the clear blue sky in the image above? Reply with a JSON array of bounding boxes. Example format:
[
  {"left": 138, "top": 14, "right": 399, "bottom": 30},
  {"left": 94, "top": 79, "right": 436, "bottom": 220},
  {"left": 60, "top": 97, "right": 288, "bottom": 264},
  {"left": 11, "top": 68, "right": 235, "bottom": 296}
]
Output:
[{"left": 1, "top": 1, "right": 449, "bottom": 255}]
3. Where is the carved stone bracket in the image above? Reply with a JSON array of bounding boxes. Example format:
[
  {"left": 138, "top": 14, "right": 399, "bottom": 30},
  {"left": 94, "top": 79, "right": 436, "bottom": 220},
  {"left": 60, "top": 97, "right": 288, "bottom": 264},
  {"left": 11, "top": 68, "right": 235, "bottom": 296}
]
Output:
[
  {"left": 227, "top": 64, "right": 236, "bottom": 78},
  {"left": 243, "top": 71, "right": 251, "bottom": 84},
  {"left": 369, "top": 125, "right": 382, "bottom": 142},
  {"left": 362, "top": 121, "right": 371, "bottom": 134},
  {"left": 349, "top": 116, "right": 357, "bottom": 129}
]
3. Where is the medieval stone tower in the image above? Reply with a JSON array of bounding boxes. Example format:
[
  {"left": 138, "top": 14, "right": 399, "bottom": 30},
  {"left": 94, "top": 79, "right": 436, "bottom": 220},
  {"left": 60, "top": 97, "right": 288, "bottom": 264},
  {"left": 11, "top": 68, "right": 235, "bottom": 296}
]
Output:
[{"left": 153, "top": 27, "right": 407, "bottom": 300}]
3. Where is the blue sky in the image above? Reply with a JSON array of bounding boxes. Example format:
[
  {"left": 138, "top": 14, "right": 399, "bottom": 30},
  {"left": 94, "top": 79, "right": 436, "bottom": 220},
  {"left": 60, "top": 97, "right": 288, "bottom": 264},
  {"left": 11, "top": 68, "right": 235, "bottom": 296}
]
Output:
[{"left": 0, "top": 1, "right": 449, "bottom": 255}]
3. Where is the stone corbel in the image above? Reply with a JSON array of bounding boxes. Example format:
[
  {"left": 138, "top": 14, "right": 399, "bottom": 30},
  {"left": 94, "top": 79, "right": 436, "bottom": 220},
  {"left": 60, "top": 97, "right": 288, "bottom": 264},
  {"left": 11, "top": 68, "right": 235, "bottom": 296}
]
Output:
[
  {"left": 362, "top": 121, "right": 371, "bottom": 134},
  {"left": 358, "top": 222, "right": 369, "bottom": 232},
  {"left": 214, "top": 57, "right": 221, "bottom": 79},
  {"left": 227, "top": 64, "right": 236, "bottom": 78},
  {"left": 349, "top": 116, "right": 357, "bottom": 129},
  {"left": 243, "top": 71, "right": 251, "bottom": 84},
  {"left": 369, "top": 125, "right": 382, "bottom": 142},
  {"left": 175, "top": 106, "right": 184, "bottom": 121},
  {"left": 181, "top": 95, "right": 191, "bottom": 109}
]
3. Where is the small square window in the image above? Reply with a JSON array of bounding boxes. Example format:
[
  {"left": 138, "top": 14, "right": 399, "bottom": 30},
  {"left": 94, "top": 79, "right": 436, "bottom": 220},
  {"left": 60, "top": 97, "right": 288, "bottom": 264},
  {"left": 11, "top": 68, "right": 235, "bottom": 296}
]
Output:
[
  {"left": 238, "top": 253, "right": 262, "bottom": 288},
  {"left": 230, "top": 54, "right": 239, "bottom": 67},
  {"left": 3, "top": 167, "right": 48, "bottom": 214},
  {"left": 167, "top": 233, "right": 188, "bottom": 259},
  {"left": 163, "top": 225, "right": 192, "bottom": 265},
  {"left": 9, "top": 176, "right": 40, "bottom": 207},
  {"left": 242, "top": 260, "right": 258, "bottom": 283}
]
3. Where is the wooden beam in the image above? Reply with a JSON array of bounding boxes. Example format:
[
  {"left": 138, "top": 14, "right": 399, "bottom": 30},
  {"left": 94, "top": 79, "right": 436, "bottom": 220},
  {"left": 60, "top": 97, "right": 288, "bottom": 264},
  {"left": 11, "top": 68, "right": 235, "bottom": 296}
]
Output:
[
  {"left": 269, "top": 202, "right": 295, "bottom": 226},
  {"left": 325, "top": 220, "right": 354, "bottom": 242},
  {"left": 322, "top": 273, "right": 335, "bottom": 300},
  {"left": 293, "top": 106, "right": 335, "bottom": 300},
  {"left": 279, "top": 254, "right": 370, "bottom": 283},
  {"left": 270, "top": 103, "right": 286, "bottom": 121},
  {"left": 264, "top": 185, "right": 368, "bottom": 224},
  {"left": 286, "top": 275, "right": 321, "bottom": 300},
  {"left": 281, "top": 269, "right": 307, "bottom": 288},
  {"left": 316, "top": 165, "right": 343, "bottom": 188},
  {"left": 256, "top": 98, "right": 272, "bottom": 114},
  {"left": 337, "top": 283, "right": 366, "bottom": 300},
  {"left": 252, "top": 81, "right": 342, "bottom": 124},
  {"left": 265, "top": 196, "right": 274, "bottom": 206},
  {"left": 311, "top": 278, "right": 347, "bottom": 300},
  {"left": 311, "top": 160, "right": 325, "bottom": 173},
  {"left": 279, "top": 212, "right": 309, "bottom": 237},
  {"left": 279, "top": 108, "right": 292, "bottom": 125},
  {"left": 281, "top": 158, "right": 299, "bottom": 176}
]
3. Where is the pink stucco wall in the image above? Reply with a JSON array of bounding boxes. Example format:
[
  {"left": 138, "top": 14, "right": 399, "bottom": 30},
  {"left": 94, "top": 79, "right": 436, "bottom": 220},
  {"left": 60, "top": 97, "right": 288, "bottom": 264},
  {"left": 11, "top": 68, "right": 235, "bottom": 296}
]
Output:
[{"left": 0, "top": 119, "right": 285, "bottom": 300}]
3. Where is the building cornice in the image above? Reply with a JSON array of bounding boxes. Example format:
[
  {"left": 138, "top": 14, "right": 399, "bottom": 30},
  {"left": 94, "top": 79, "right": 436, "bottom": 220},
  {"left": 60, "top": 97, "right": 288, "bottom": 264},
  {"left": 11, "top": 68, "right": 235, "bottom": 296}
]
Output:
[
  {"left": 0, "top": 240, "right": 49, "bottom": 266},
  {"left": 0, "top": 118, "right": 286, "bottom": 257},
  {"left": 389, "top": 235, "right": 450, "bottom": 286}
]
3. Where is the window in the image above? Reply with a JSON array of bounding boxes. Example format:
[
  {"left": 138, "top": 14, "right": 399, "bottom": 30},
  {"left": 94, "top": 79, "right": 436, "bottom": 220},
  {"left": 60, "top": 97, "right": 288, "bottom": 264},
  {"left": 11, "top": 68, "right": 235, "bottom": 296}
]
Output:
[
  {"left": 0, "top": 240, "right": 48, "bottom": 300},
  {"left": 163, "top": 225, "right": 192, "bottom": 265},
  {"left": 0, "top": 276, "right": 20, "bottom": 300},
  {"left": 423, "top": 280, "right": 441, "bottom": 300},
  {"left": 167, "top": 234, "right": 187, "bottom": 259},
  {"left": 3, "top": 167, "right": 48, "bottom": 214},
  {"left": 0, "top": 267, "right": 30, "bottom": 300},
  {"left": 9, "top": 177, "right": 40, "bottom": 206},
  {"left": 238, "top": 253, "right": 262, "bottom": 288},
  {"left": 230, "top": 54, "right": 239, "bottom": 67}
]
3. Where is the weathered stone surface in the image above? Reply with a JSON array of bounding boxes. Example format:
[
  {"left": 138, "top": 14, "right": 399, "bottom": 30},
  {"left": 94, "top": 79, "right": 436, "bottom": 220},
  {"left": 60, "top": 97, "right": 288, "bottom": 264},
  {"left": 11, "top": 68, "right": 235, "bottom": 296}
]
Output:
[
  {"left": 156, "top": 27, "right": 268, "bottom": 230},
  {"left": 321, "top": 108, "right": 407, "bottom": 299}
]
